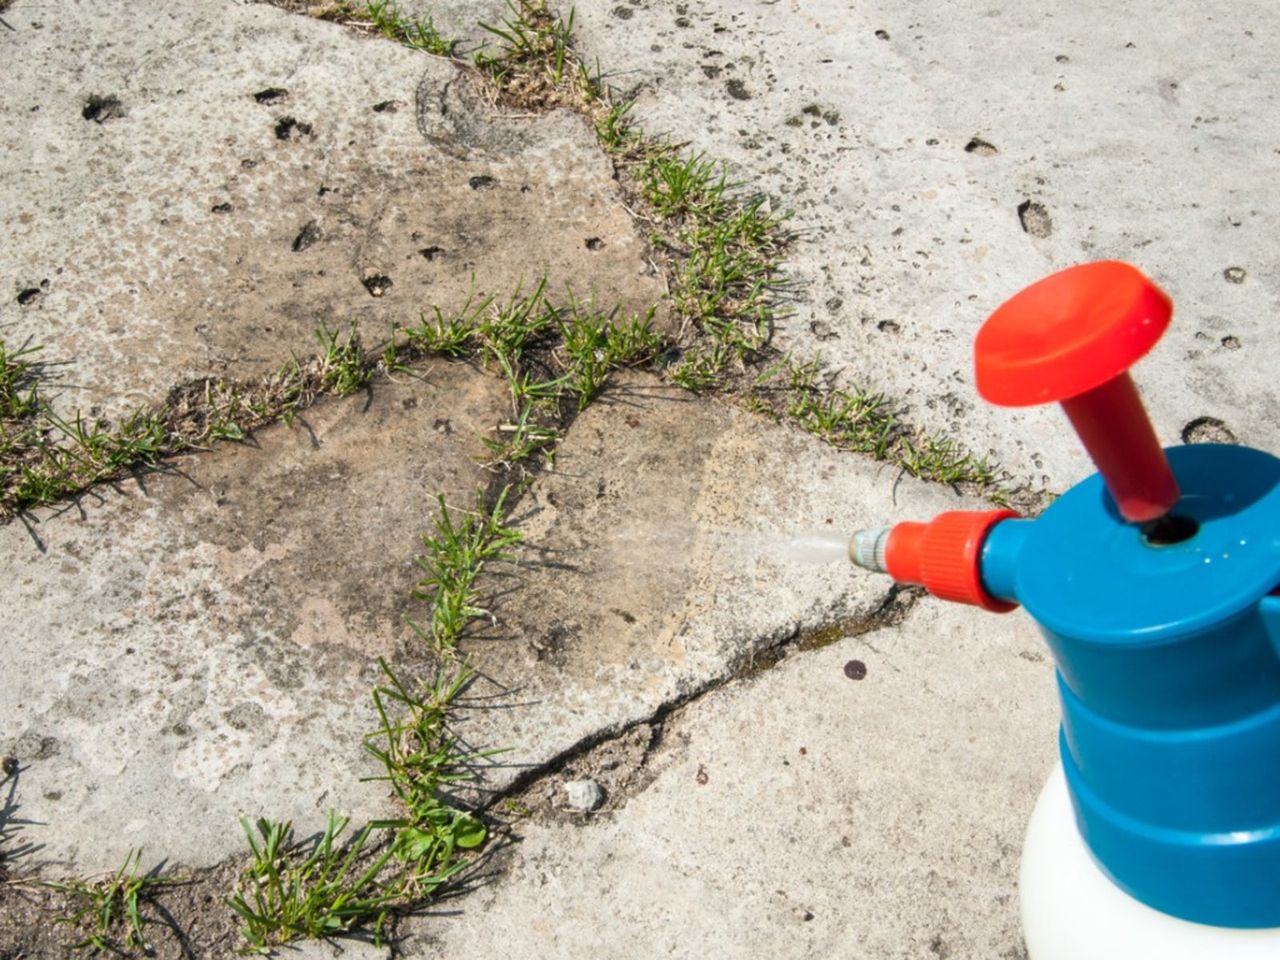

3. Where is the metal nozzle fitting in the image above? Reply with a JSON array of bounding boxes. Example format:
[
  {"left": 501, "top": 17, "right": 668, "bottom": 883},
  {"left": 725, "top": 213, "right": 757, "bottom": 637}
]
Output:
[{"left": 850, "top": 526, "right": 892, "bottom": 573}]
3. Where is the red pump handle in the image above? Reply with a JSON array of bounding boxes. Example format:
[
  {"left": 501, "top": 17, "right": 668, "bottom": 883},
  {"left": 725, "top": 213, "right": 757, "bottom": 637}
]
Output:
[{"left": 975, "top": 261, "right": 1179, "bottom": 523}]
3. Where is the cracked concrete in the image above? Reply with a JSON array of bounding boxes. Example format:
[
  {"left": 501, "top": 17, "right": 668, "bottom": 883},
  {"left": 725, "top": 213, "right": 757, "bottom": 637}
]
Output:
[
  {"left": 3, "top": 0, "right": 1277, "bottom": 957},
  {"left": 570, "top": 0, "right": 1280, "bottom": 490},
  {"left": 411, "top": 599, "right": 1055, "bottom": 960},
  {"left": 0, "top": 364, "right": 507, "bottom": 869},
  {"left": 2, "top": 0, "right": 664, "bottom": 422}
]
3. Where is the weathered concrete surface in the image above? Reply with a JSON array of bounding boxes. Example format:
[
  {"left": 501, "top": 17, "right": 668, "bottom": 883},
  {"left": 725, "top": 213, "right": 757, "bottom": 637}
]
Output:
[
  {"left": 571, "top": 0, "right": 1280, "bottom": 489},
  {"left": 412, "top": 599, "right": 1057, "bottom": 959},
  {"left": 449, "top": 373, "right": 1013, "bottom": 797},
  {"left": 1, "top": 0, "right": 663, "bottom": 421},
  {"left": 0, "top": 364, "right": 508, "bottom": 871},
  {"left": 1, "top": 364, "right": 1027, "bottom": 880}
]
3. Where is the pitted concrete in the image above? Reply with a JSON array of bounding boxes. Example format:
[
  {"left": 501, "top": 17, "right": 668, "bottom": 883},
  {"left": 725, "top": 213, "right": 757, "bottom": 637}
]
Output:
[
  {"left": 413, "top": 598, "right": 1056, "bottom": 960},
  {"left": 570, "top": 0, "right": 1280, "bottom": 491},
  {"left": 450, "top": 374, "right": 1007, "bottom": 797},
  {"left": 2, "top": 0, "right": 1273, "bottom": 956},
  {"left": 1, "top": 0, "right": 663, "bottom": 422}
]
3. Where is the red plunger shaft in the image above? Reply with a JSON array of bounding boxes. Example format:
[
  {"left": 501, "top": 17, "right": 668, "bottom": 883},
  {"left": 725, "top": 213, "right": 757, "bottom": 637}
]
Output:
[{"left": 1060, "top": 373, "right": 1179, "bottom": 523}]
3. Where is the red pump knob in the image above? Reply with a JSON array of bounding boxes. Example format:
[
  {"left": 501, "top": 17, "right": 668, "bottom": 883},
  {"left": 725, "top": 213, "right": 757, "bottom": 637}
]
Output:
[{"left": 975, "top": 261, "right": 1179, "bottom": 523}]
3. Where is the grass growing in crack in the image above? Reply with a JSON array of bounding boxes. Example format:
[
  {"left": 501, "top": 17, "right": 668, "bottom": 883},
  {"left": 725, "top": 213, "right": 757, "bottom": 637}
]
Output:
[
  {"left": 412, "top": 486, "right": 522, "bottom": 649},
  {"left": 481, "top": 405, "right": 562, "bottom": 466},
  {"left": 40, "top": 850, "right": 175, "bottom": 954},
  {"left": 364, "top": 660, "right": 490, "bottom": 893},
  {"left": 754, "top": 358, "right": 1001, "bottom": 487},
  {"left": 642, "top": 150, "right": 731, "bottom": 220},
  {"left": 0, "top": 340, "right": 40, "bottom": 420},
  {"left": 595, "top": 98, "right": 638, "bottom": 153},
  {"left": 558, "top": 299, "right": 661, "bottom": 410},
  {"left": 361, "top": 0, "right": 457, "bottom": 55},
  {"left": 477, "top": 1, "right": 579, "bottom": 93},
  {"left": 476, "top": 276, "right": 556, "bottom": 367},
  {"left": 315, "top": 323, "right": 372, "bottom": 396},
  {"left": 228, "top": 811, "right": 402, "bottom": 951}
]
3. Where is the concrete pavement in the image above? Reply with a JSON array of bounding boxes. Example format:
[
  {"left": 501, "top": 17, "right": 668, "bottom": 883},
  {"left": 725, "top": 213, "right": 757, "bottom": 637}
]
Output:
[{"left": 2, "top": 0, "right": 1274, "bottom": 957}]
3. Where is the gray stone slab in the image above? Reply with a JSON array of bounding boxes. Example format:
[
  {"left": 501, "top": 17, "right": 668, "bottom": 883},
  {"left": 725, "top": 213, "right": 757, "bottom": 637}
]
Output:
[
  {"left": 443, "top": 373, "right": 1019, "bottom": 795},
  {"left": 411, "top": 598, "right": 1059, "bottom": 959},
  {"left": 569, "top": 0, "right": 1280, "bottom": 489},
  {"left": 1, "top": 363, "right": 508, "bottom": 871},
  {"left": 1, "top": 0, "right": 664, "bottom": 422}
]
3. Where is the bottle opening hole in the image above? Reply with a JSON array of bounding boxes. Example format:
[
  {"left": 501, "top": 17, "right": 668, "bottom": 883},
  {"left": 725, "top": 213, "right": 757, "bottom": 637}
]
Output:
[{"left": 1141, "top": 513, "right": 1200, "bottom": 546}]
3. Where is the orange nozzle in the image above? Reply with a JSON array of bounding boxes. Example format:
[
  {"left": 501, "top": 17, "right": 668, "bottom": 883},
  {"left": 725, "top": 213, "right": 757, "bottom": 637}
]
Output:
[{"left": 883, "top": 510, "right": 1019, "bottom": 612}]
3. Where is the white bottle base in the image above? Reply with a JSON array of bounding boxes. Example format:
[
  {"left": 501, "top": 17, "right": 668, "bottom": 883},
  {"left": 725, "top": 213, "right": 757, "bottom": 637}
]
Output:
[{"left": 1021, "top": 763, "right": 1280, "bottom": 960}]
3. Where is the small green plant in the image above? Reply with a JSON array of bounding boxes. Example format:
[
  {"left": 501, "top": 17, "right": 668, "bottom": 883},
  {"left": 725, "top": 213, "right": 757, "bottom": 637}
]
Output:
[
  {"left": 558, "top": 301, "right": 661, "bottom": 409},
  {"left": 900, "top": 434, "right": 998, "bottom": 485},
  {"left": 228, "top": 811, "right": 402, "bottom": 951},
  {"left": 405, "top": 308, "right": 473, "bottom": 358},
  {"left": 482, "top": 404, "right": 562, "bottom": 465},
  {"left": 361, "top": 0, "right": 457, "bottom": 55},
  {"left": 479, "top": 1, "right": 577, "bottom": 86},
  {"left": 668, "top": 344, "right": 729, "bottom": 393},
  {"left": 315, "top": 323, "right": 371, "bottom": 396},
  {"left": 642, "top": 149, "right": 730, "bottom": 220},
  {"left": 364, "top": 660, "right": 490, "bottom": 896},
  {"left": 0, "top": 339, "right": 40, "bottom": 419},
  {"left": 595, "top": 98, "right": 637, "bottom": 153},
  {"left": 476, "top": 276, "right": 556, "bottom": 367},
  {"left": 42, "top": 849, "right": 173, "bottom": 954},
  {"left": 412, "top": 487, "right": 522, "bottom": 649}
]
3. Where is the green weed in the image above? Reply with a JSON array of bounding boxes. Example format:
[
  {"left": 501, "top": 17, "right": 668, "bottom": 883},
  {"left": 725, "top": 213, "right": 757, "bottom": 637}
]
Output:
[
  {"left": 477, "top": 276, "right": 556, "bottom": 366},
  {"left": 667, "top": 344, "right": 729, "bottom": 393},
  {"left": 315, "top": 324, "right": 371, "bottom": 396},
  {"left": 479, "top": 1, "right": 577, "bottom": 87},
  {"left": 42, "top": 850, "right": 174, "bottom": 954},
  {"left": 558, "top": 300, "right": 660, "bottom": 409},
  {"left": 0, "top": 339, "right": 40, "bottom": 419},
  {"left": 228, "top": 811, "right": 401, "bottom": 951},
  {"left": 412, "top": 487, "right": 522, "bottom": 649},
  {"left": 481, "top": 406, "right": 562, "bottom": 466},
  {"left": 595, "top": 98, "right": 637, "bottom": 153},
  {"left": 361, "top": 0, "right": 457, "bottom": 55},
  {"left": 364, "top": 660, "right": 490, "bottom": 896},
  {"left": 641, "top": 149, "right": 730, "bottom": 221}
]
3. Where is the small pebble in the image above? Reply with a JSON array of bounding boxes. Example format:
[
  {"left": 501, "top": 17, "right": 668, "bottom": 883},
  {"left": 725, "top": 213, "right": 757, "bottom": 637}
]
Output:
[{"left": 563, "top": 778, "right": 605, "bottom": 812}]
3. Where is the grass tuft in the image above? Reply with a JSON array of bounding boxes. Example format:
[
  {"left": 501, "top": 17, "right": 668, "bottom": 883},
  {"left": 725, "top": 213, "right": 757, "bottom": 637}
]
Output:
[
  {"left": 227, "top": 811, "right": 401, "bottom": 951},
  {"left": 364, "top": 660, "right": 491, "bottom": 895},
  {"left": 315, "top": 323, "right": 372, "bottom": 396},
  {"left": 362, "top": 0, "right": 457, "bottom": 55},
  {"left": 412, "top": 487, "right": 522, "bottom": 650},
  {"left": 40, "top": 850, "right": 175, "bottom": 954}
]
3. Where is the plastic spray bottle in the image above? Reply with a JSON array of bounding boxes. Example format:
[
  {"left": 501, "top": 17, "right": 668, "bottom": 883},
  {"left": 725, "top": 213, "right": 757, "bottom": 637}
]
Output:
[{"left": 849, "top": 261, "right": 1280, "bottom": 958}]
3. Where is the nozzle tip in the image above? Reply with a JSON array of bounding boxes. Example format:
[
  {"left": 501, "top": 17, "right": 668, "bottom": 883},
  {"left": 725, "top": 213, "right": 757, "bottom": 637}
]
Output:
[{"left": 850, "top": 526, "right": 892, "bottom": 573}]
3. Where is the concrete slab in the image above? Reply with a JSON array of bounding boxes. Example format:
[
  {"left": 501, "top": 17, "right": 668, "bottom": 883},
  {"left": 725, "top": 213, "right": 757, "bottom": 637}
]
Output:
[
  {"left": 0, "top": 363, "right": 508, "bottom": 871},
  {"left": 410, "top": 598, "right": 1059, "bottom": 959},
  {"left": 442, "top": 373, "right": 1020, "bottom": 794},
  {"left": 569, "top": 0, "right": 1280, "bottom": 489},
  {"left": 1, "top": 0, "right": 663, "bottom": 422},
  {"left": 1, "top": 365, "right": 1015, "bottom": 878}
]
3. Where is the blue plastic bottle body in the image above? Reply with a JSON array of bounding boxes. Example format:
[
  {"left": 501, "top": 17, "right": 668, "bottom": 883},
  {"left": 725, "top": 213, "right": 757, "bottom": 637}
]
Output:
[{"left": 980, "top": 443, "right": 1280, "bottom": 928}]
